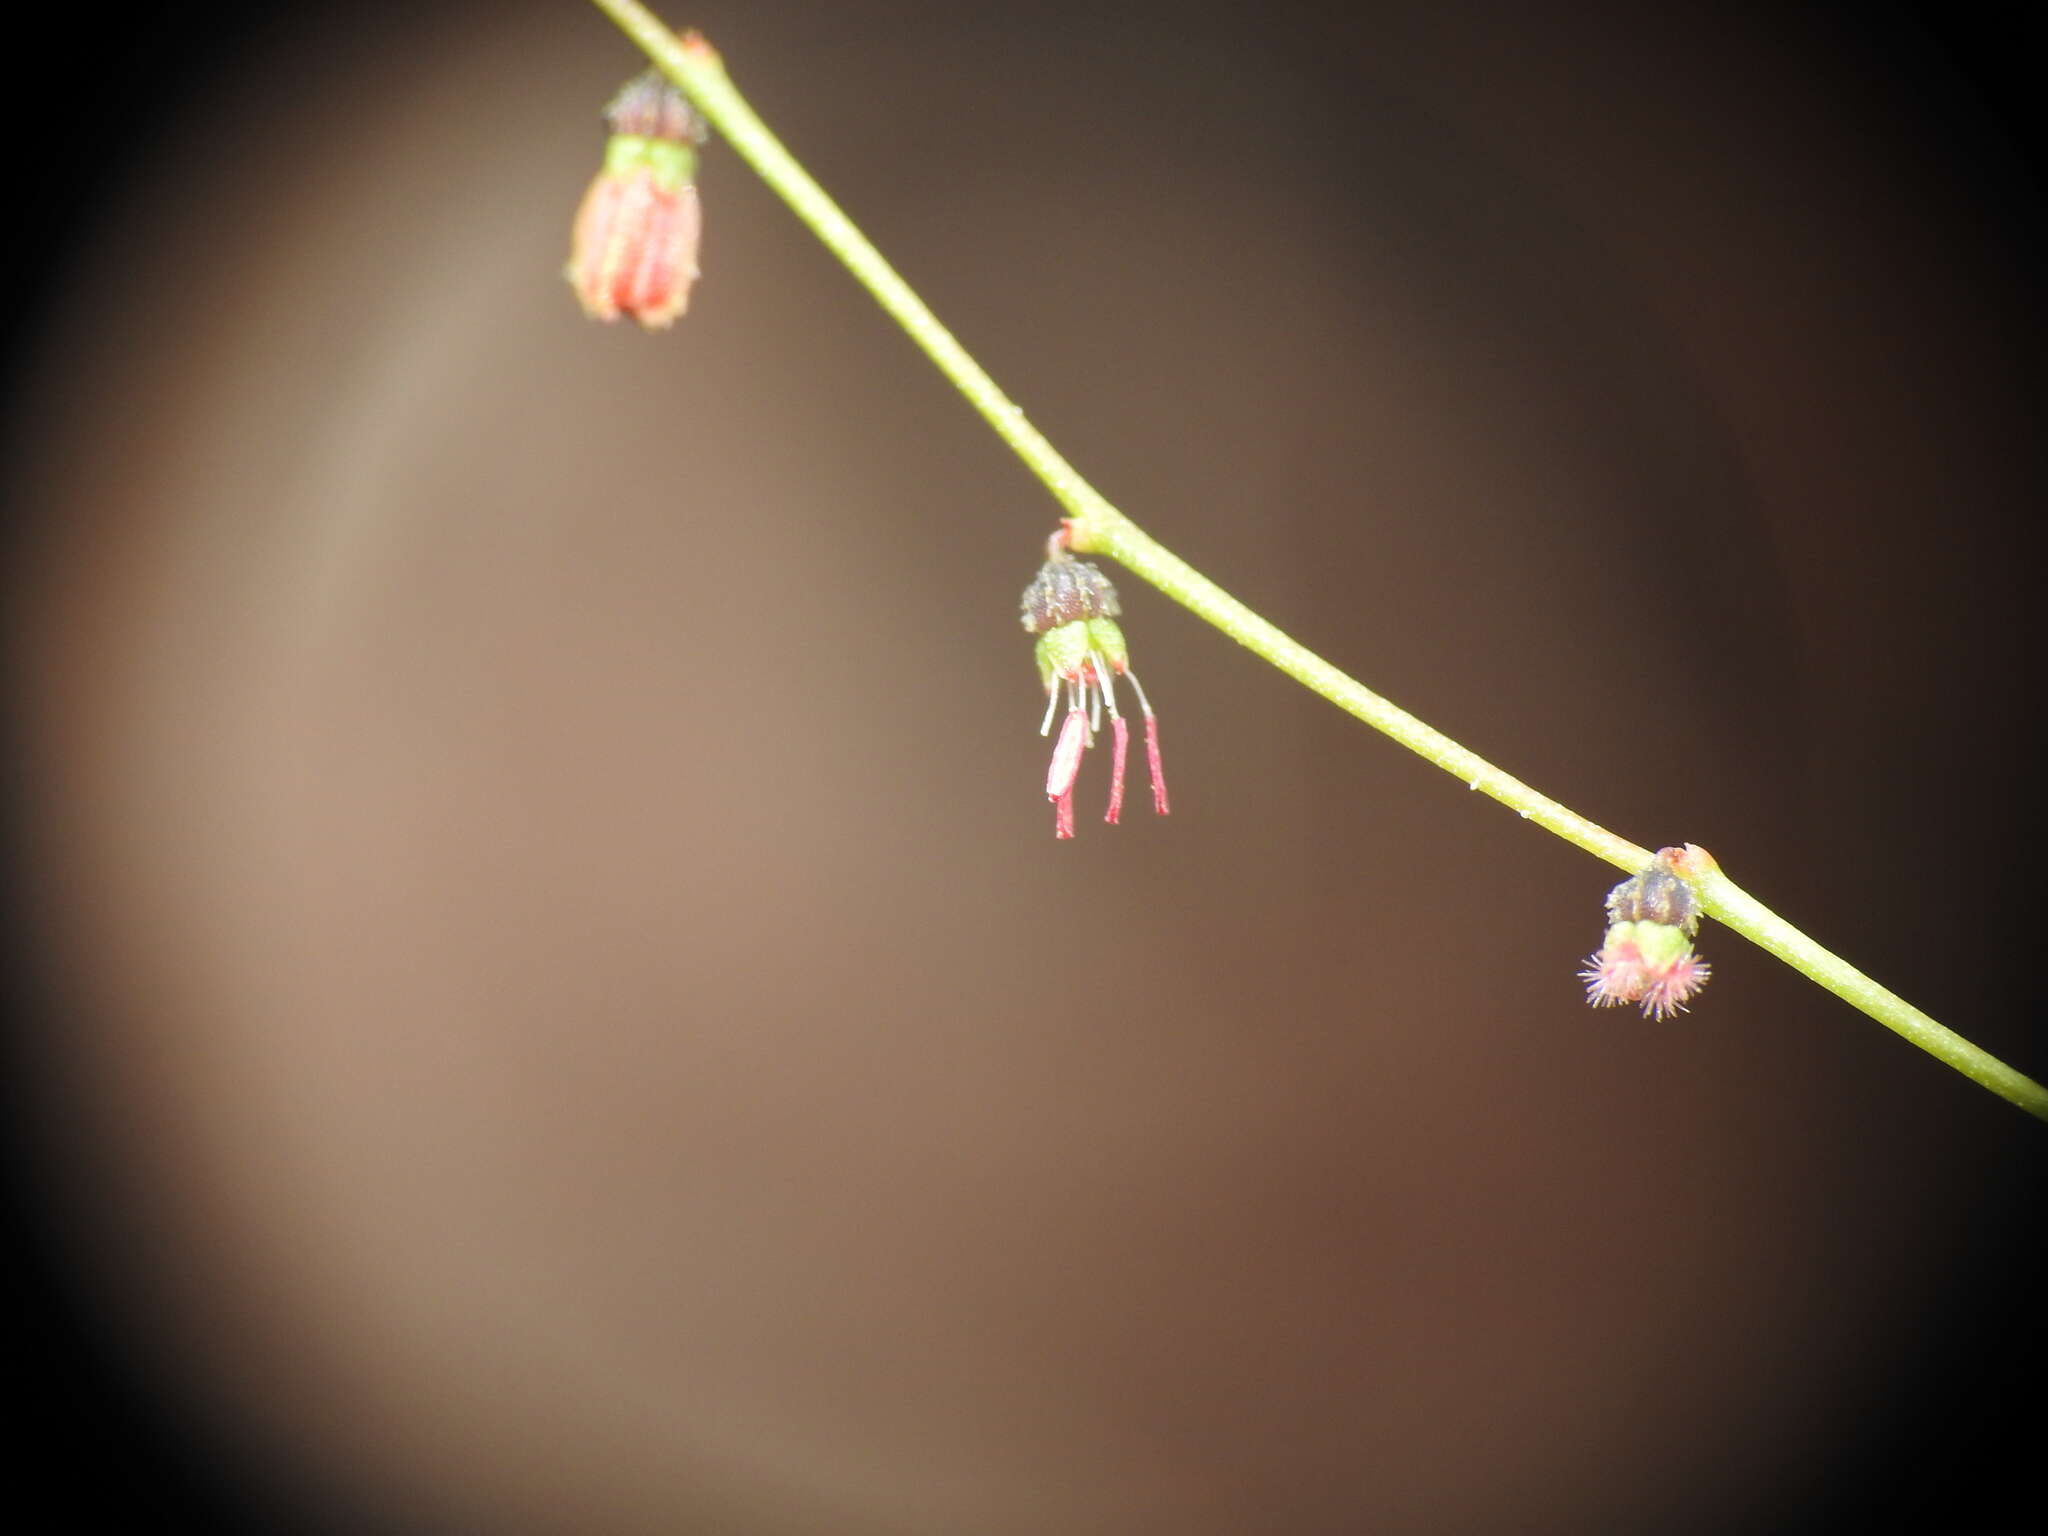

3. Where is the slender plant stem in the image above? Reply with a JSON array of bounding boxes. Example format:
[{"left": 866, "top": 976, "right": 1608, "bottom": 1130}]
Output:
[
  {"left": 582, "top": 0, "right": 2047, "bottom": 1123},
  {"left": 1677, "top": 851, "right": 2048, "bottom": 1117}
]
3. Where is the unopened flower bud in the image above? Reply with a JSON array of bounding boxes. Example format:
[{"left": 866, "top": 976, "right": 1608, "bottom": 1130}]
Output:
[
  {"left": 566, "top": 71, "right": 708, "bottom": 330},
  {"left": 1021, "top": 541, "right": 1168, "bottom": 838}
]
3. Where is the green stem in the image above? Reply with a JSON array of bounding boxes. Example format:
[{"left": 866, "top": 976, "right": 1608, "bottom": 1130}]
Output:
[
  {"left": 582, "top": 1, "right": 2047, "bottom": 1124},
  {"left": 1682, "top": 855, "right": 2048, "bottom": 1118}
]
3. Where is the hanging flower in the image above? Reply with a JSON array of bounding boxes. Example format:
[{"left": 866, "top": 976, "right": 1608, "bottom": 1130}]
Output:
[
  {"left": 566, "top": 70, "right": 707, "bottom": 330},
  {"left": 1581, "top": 850, "right": 1711, "bottom": 1019},
  {"left": 1020, "top": 536, "right": 1168, "bottom": 839}
]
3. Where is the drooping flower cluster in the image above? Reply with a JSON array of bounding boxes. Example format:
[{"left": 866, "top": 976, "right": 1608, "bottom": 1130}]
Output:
[
  {"left": 566, "top": 70, "right": 708, "bottom": 330},
  {"left": 1021, "top": 537, "right": 1168, "bottom": 839},
  {"left": 1581, "top": 849, "right": 1711, "bottom": 1019}
]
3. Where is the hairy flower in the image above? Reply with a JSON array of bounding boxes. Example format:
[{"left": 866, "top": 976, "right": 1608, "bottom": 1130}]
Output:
[
  {"left": 567, "top": 71, "right": 707, "bottom": 329},
  {"left": 1581, "top": 852, "right": 1711, "bottom": 1019},
  {"left": 1021, "top": 539, "right": 1167, "bottom": 838}
]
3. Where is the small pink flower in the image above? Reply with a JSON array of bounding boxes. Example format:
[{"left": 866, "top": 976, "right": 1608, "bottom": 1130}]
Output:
[
  {"left": 1580, "top": 931, "right": 1711, "bottom": 1020},
  {"left": 1581, "top": 852, "right": 1711, "bottom": 1019},
  {"left": 1021, "top": 538, "right": 1168, "bottom": 839},
  {"left": 567, "top": 71, "right": 707, "bottom": 330}
]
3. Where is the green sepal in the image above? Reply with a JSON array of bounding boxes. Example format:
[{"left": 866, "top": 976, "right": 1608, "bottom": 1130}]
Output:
[
  {"left": 1036, "top": 620, "right": 1091, "bottom": 687},
  {"left": 602, "top": 135, "right": 698, "bottom": 192},
  {"left": 603, "top": 132, "right": 653, "bottom": 175},
  {"left": 1086, "top": 616, "right": 1128, "bottom": 673},
  {"left": 1606, "top": 919, "right": 1695, "bottom": 970},
  {"left": 645, "top": 139, "right": 698, "bottom": 193}
]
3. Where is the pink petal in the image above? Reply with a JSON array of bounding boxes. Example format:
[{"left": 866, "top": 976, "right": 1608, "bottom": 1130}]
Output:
[
  {"left": 626, "top": 182, "right": 702, "bottom": 329},
  {"left": 566, "top": 172, "right": 630, "bottom": 321},
  {"left": 603, "top": 172, "right": 661, "bottom": 316}
]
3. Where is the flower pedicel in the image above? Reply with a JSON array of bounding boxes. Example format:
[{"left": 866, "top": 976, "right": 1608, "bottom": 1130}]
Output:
[{"left": 1021, "top": 532, "right": 1168, "bottom": 839}]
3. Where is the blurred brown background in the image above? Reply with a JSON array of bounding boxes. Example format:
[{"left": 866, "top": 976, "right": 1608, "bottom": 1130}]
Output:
[{"left": 4, "top": 1, "right": 2043, "bottom": 1531}]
